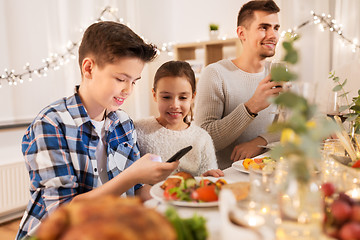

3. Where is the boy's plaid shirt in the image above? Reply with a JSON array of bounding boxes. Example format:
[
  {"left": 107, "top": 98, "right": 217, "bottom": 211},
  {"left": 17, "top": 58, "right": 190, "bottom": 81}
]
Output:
[{"left": 17, "top": 92, "right": 141, "bottom": 239}]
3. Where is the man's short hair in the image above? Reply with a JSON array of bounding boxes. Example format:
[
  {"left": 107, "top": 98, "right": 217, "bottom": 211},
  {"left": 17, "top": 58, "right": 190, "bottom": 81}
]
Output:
[
  {"left": 237, "top": 0, "right": 280, "bottom": 28},
  {"left": 78, "top": 21, "right": 157, "bottom": 70}
]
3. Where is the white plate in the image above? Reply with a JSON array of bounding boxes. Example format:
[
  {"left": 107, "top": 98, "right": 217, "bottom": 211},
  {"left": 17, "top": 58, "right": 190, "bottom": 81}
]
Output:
[
  {"left": 257, "top": 141, "right": 280, "bottom": 149},
  {"left": 231, "top": 153, "right": 272, "bottom": 174},
  {"left": 231, "top": 160, "right": 249, "bottom": 174},
  {"left": 150, "top": 176, "right": 220, "bottom": 207}
]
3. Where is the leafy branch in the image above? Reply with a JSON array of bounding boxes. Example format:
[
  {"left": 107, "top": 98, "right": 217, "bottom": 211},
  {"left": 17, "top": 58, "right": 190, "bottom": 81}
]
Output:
[
  {"left": 270, "top": 34, "right": 300, "bottom": 83},
  {"left": 269, "top": 33, "right": 338, "bottom": 181},
  {"left": 330, "top": 72, "right": 360, "bottom": 133}
]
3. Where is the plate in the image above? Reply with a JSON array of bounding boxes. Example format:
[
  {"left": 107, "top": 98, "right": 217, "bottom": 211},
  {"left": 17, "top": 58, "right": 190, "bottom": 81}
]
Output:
[
  {"left": 150, "top": 176, "right": 220, "bottom": 207},
  {"left": 232, "top": 160, "right": 249, "bottom": 174},
  {"left": 231, "top": 153, "right": 271, "bottom": 174},
  {"left": 257, "top": 141, "right": 280, "bottom": 149}
]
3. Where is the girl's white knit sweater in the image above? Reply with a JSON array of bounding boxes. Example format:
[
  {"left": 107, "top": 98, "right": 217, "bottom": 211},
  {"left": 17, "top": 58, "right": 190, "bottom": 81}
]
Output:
[{"left": 134, "top": 117, "right": 218, "bottom": 176}]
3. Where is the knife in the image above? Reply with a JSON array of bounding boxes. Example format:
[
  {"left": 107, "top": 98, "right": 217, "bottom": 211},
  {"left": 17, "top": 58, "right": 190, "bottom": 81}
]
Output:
[{"left": 166, "top": 146, "right": 193, "bottom": 163}]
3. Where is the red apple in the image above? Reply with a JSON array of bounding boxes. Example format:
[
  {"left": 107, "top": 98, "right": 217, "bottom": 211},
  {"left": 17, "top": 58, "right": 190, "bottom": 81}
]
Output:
[
  {"left": 321, "top": 182, "right": 336, "bottom": 197},
  {"left": 351, "top": 205, "right": 360, "bottom": 223},
  {"left": 338, "top": 222, "right": 360, "bottom": 240},
  {"left": 331, "top": 199, "right": 352, "bottom": 222}
]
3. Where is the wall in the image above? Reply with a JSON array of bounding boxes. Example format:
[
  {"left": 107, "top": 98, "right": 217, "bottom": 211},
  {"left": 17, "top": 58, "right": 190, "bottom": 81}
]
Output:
[
  {"left": 1, "top": 0, "right": 359, "bottom": 165},
  {"left": 0, "top": 0, "right": 246, "bottom": 164}
]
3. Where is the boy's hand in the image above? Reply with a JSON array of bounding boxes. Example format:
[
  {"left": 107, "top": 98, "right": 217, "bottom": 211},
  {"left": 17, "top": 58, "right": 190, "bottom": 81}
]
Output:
[
  {"left": 130, "top": 153, "right": 179, "bottom": 185},
  {"left": 201, "top": 169, "right": 224, "bottom": 178},
  {"left": 245, "top": 74, "right": 283, "bottom": 114}
]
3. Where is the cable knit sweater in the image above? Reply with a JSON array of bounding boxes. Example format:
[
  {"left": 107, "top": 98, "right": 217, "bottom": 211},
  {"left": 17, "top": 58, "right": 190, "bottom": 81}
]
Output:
[
  {"left": 195, "top": 59, "right": 279, "bottom": 169},
  {"left": 134, "top": 117, "right": 218, "bottom": 176}
]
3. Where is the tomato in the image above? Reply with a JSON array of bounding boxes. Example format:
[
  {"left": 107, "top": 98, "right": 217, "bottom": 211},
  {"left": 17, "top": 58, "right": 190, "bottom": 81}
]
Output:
[
  {"left": 352, "top": 159, "right": 360, "bottom": 168},
  {"left": 191, "top": 185, "right": 218, "bottom": 202},
  {"left": 254, "top": 158, "right": 263, "bottom": 164},
  {"left": 163, "top": 185, "right": 179, "bottom": 200}
]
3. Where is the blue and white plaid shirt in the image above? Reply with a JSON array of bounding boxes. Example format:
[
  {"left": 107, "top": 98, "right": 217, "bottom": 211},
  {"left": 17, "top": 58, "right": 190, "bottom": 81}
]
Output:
[{"left": 17, "top": 91, "right": 141, "bottom": 239}]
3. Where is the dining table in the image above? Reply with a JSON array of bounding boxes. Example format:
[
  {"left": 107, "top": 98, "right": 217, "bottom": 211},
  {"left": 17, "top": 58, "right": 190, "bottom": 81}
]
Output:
[{"left": 144, "top": 153, "right": 336, "bottom": 240}]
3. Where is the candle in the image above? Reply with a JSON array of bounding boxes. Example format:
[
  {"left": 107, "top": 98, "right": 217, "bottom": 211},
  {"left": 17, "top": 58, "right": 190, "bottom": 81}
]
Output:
[
  {"left": 346, "top": 188, "right": 360, "bottom": 201},
  {"left": 243, "top": 211, "right": 265, "bottom": 227}
]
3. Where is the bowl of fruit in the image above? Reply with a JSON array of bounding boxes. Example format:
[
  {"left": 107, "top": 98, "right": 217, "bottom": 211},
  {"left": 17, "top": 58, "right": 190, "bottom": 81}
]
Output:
[{"left": 321, "top": 182, "right": 360, "bottom": 240}]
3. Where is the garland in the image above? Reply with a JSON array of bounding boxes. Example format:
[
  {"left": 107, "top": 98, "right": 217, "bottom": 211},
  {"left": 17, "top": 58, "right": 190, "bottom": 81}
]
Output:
[{"left": 0, "top": 8, "right": 359, "bottom": 88}]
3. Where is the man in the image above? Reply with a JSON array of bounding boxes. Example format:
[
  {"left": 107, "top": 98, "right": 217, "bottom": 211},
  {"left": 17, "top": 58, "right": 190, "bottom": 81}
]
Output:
[{"left": 195, "top": 0, "right": 282, "bottom": 169}]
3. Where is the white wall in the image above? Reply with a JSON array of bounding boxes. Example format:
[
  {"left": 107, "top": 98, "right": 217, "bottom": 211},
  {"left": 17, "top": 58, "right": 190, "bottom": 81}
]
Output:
[
  {"left": 1, "top": 0, "right": 360, "bottom": 165},
  {"left": 0, "top": 0, "right": 246, "bottom": 164}
]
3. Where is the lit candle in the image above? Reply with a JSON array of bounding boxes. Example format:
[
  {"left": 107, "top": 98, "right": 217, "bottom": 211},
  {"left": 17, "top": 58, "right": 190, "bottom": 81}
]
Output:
[
  {"left": 243, "top": 211, "right": 265, "bottom": 227},
  {"left": 345, "top": 188, "right": 360, "bottom": 202}
]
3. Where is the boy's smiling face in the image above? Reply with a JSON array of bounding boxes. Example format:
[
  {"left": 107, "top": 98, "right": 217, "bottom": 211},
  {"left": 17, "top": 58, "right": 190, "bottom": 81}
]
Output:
[{"left": 80, "top": 57, "right": 144, "bottom": 121}]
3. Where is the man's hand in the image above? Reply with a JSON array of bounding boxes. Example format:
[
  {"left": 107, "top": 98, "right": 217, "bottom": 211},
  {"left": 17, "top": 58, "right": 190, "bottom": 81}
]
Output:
[
  {"left": 230, "top": 137, "right": 267, "bottom": 162},
  {"left": 244, "top": 74, "right": 283, "bottom": 114}
]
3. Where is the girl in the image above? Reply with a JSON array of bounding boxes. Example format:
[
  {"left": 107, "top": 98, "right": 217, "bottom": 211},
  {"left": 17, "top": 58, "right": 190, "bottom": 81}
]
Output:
[{"left": 135, "top": 61, "right": 223, "bottom": 177}]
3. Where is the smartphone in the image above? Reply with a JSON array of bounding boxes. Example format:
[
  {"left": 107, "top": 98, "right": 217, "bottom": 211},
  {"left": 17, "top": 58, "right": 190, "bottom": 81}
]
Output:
[{"left": 166, "top": 146, "right": 193, "bottom": 163}]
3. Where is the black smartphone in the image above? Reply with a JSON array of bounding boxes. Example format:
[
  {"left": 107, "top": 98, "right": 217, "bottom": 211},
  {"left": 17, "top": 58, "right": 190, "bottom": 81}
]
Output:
[{"left": 166, "top": 146, "right": 193, "bottom": 163}]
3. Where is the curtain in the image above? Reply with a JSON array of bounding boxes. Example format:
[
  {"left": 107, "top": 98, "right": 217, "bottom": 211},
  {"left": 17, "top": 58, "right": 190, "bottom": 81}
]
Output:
[
  {"left": 331, "top": 0, "right": 360, "bottom": 101},
  {"left": 276, "top": 0, "right": 332, "bottom": 113},
  {"left": 0, "top": 0, "right": 149, "bottom": 123},
  {"left": 1, "top": 0, "right": 358, "bottom": 123}
]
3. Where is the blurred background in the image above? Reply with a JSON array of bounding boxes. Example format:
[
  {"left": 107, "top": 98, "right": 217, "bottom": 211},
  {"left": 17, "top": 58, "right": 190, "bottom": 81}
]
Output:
[{"left": 0, "top": 0, "right": 359, "bottom": 189}]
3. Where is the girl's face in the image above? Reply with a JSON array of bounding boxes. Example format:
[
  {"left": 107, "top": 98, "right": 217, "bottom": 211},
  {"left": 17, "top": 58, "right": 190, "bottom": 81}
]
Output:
[{"left": 153, "top": 76, "right": 195, "bottom": 130}]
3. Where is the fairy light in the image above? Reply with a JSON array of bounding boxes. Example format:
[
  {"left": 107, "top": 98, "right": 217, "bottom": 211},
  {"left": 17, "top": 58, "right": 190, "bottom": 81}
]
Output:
[
  {"left": 281, "top": 11, "right": 360, "bottom": 54},
  {"left": 2, "top": 9, "right": 359, "bottom": 89},
  {"left": 0, "top": 6, "right": 170, "bottom": 88}
]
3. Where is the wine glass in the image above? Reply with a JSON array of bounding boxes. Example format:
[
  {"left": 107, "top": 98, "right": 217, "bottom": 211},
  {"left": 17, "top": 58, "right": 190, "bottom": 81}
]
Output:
[
  {"left": 270, "top": 60, "right": 289, "bottom": 122},
  {"left": 326, "top": 91, "right": 347, "bottom": 123}
]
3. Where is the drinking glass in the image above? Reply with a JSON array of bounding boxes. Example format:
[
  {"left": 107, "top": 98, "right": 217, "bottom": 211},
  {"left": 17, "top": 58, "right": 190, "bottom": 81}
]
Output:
[
  {"left": 270, "top": 60, "right": 289, "bottom": 122},
  {"left": 326, "top": 91, "right": 347, "bottom": 122},
  {"left": 291, "top": 81, "right": 317, "bottom": 104},
  {"left": 249, "top": 166, "right": 279, "bottom": 229}
]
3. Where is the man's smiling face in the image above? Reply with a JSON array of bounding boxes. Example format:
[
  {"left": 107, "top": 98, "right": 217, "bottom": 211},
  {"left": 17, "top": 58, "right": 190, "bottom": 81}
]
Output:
[{"left": 240, "top": 11, "right": 280, "bottom": 59}]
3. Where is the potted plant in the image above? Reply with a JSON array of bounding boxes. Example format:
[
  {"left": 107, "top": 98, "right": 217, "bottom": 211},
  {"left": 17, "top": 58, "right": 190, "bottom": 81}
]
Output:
[{"left": 209, "top": 23, "right": 219, "bottom": 40}]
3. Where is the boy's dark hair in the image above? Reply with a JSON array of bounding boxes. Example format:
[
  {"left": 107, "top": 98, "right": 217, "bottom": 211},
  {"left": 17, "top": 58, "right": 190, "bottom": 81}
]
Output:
[
  {"left": 153, "top": 61, "right": 196, "bottom": 123},
  {"left": 78, "top": 21, "right": 157, "bottom": 70},
  {"left": 237, "top": 0, "right": 280, "bottom": 28}
]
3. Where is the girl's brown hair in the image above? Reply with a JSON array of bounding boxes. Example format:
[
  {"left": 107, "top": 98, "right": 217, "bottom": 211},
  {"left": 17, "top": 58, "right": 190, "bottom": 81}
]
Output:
[{"left": 153, "top": 61, "right": 196, "bottom": 124}]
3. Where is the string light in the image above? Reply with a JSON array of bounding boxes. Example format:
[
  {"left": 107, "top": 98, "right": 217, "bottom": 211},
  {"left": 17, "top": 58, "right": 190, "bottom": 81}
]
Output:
[
  {"left": 283, "top": 11, "right": 360, "bottom": 53},
  {"left": 0, "top": 6, "right": 172, "bottom": 88},
  {"left": 1, "top": 9, "right": 359, "bottom": 89}
]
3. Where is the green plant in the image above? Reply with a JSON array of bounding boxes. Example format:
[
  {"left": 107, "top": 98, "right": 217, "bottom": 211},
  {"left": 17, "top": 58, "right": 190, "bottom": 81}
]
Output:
[
  {"left": 209, "top": 23, "right": 219, "bottom": 31},
  {"left": 165, "top": 207, "right": 208, "bottom": 240},
  {"left": 329, "top": 72, "right": 360, "bottom": 133},
  {"left": 269, "top": 33, "right": 338, "bottom": 181}
]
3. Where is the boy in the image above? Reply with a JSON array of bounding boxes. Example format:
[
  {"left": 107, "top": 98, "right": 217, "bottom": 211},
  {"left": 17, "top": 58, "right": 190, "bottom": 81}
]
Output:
[{"left": 17, "top": 21, "right": 179, "bottom": 239}]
